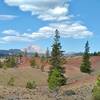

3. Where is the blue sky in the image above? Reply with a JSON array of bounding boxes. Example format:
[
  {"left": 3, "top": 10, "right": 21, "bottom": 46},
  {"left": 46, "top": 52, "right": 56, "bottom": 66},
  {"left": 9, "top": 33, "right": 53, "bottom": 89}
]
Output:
[{"left": 0, "top": 0, "right": 100, "bottom": 53}]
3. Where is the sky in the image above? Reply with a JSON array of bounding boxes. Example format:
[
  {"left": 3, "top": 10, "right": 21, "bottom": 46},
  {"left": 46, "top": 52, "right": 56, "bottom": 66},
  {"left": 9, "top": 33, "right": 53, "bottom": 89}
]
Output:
[{"left": 0, "top": 0, "right": 100, "bottom": 53}]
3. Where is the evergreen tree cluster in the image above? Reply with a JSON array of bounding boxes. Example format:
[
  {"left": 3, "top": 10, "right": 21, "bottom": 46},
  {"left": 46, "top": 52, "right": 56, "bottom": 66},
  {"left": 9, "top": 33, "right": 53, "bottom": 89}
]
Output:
[{"left": 90, "top": 51, "right": 100, "bottom": 56}]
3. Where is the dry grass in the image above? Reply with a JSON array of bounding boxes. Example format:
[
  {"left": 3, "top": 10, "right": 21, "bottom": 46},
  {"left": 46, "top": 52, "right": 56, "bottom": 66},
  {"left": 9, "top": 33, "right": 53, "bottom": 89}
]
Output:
[{"left": 0, "top": 67, "right": 48, "bottom": 87}]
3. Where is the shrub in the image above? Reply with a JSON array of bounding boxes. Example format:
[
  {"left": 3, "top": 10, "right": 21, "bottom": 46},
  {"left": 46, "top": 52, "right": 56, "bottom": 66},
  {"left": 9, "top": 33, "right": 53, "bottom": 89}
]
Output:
[
  {"left": 3, "top": 65, "right": 7, "bottom": 70},
  {"left": 8, "top": 77, "right": 15, "bottom": 86},
  {"left": 30, "top": 58, "right": 36, "bottom": 68},
  {"left": 34, "top": 52, "right": 39, "bottom": 57},
  {"left": 92, "top": 75, "right": 100, "bottom": 100},
  {"left": 26, "top": 80, "right": 36, "bottom": 89},
  {"left": 0, "top": 61, "right": 3, "bottom": 68},
  {"left": 92, "top": 86, "right": 100, "bottom": 100},
  {"left": 4, "top": 56, "right": 17, "bottom": 68},
  {"left": 80, "top": 62, "right": 91, "bottom": 73},
  {"left": 96, "top": 75, "right": 100, "bottom": 86},
  {"left": 48, "top": 67, "right": 66, "bottom": 91}
]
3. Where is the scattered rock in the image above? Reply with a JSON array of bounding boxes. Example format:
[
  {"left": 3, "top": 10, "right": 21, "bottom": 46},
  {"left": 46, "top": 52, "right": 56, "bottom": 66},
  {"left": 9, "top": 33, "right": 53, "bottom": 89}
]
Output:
[
  {"left": 63, "top": 90, "right": 76, "bottom": 96},
  {"left": 0, "top": 84, "right": 93, "bottom": 100}
]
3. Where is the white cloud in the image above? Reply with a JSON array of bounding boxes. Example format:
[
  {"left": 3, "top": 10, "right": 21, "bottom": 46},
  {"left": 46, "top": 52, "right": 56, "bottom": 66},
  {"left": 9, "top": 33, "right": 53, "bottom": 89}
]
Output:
[
  {"left": 23, "top": 22, "right": 93, "bottom": 39},
  {"left": 47, "top": 22, "right": 93, "bottom": 38},
  {"left": 2, "top": 29, "right": 19, "bottom": 35},
  {"left": 1, "top": 30, "right": 32, "bottom": 43},
  {"left": 0, "top": 41, "right": 6, "bottom": 44},
  {"left": 1, "top": 22, "right": 93, "bottom": 44},
  {"left": 2, "top": 0, "right": 93, "bottom": 42},
  {"left": 4, "top": 0, "right": 69, "bottom": 21},
  {"left": 2, "top": 35, "right": 31, "bottom": 42},
  {"left": 0, "top": 15, "right": 17, "bottom": 20}
]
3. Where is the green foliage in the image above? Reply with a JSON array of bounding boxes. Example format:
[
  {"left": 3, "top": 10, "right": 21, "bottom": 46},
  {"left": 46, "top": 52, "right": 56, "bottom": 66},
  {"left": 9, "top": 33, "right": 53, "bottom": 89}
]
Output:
[
  {"left": 96, "top": 75, "right": 100, "bottom": 86},
  {"left": 41, "top": 55, "right": 46, "bottom": 62},
  {"left": 93, "top": 86, "right": 100, "bottom": 100},
  {"left": 8, "top": 77, "right": 15, "bottom": 86},
  {"left": 34, "top": 52, "right": 39, "bottom": 57},
  {"left": 50, "top": 29, "right": 64, "bottom": 72},
  {"left": 80, "top": 61, "right": 91, "bottom": 73},
  {"left": 0, "top": 61, "right": 3, "bottom": 68},
  {"left": 80, "top": 41, "right": 91, "bottom": 73},
  {"left": 30, "top": 58, "right": 36, "bottom": 68},
  {"left": 48, "top": 29, "right": 66, "bottom": 91},
  {"left": 26, "top": 80, "right": 36, "bottom": 89},
  {"left": 92, "top": 75, "right": 100, "bottom": 100},
  {"left": 46, "top": 47, "right": 50, "bottom": 62},
  {"left": 4, "top": 56, "right": 17, "bottom": 68},
  {"left": 48, "top": 67, "right": 66, "bottom": 90},
  {"left": 90, "top": 52, "right": 100, "bottom": 56}
]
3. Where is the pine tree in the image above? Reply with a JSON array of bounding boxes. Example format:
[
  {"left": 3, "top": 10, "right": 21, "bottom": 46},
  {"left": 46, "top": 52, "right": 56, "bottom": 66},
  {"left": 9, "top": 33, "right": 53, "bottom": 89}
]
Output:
[
  {"left": 46, "top": 47, "right": 50, "bottom": 62},
  {"left": 34, "top": 52, "right": 39, "bottom": 57},
  {"left": 48, "top": 29, "right": 66, "bottom": 91},
  {"left": 41, "top": 55, "right": 46, "bottom": 71},
  {"left": 0, "top": 61, "right": 3, "bottom": 68},
  {"left": 30, "top": 57, "right": 36, "bottom": 68},
  {"left": 80, "top": 41, "right": 91, "bottom": 73},
  {"left": 46, "top": 47, "right": 49, "bottom": 57},
  {"left": 50, "top": 30, "right": 63, "bottom": 72}
]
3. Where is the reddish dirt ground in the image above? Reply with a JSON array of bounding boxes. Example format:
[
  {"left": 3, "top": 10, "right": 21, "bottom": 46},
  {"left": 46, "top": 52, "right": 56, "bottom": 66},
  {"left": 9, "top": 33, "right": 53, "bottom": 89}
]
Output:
[
  {"left": 17, "top": 56, "right": 100, "bottom": 72},
  {"left": 17, "top": 56, "right": 31, "bottom": 68},
  {"left": 63, "top": 56, "right": 100, "bottom": 88},
  {"left": 64, "top": 56, "right": 100, "bottom": 72},
  {"left": 17, "top": 56, "right": 100, "bottom": 87}
]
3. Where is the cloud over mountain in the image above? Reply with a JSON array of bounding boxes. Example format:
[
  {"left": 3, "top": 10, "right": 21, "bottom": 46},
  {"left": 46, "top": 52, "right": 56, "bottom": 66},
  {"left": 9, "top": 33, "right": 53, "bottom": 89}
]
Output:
[{"left": 21, "top": 45, "right": 43, "bottom": 53}]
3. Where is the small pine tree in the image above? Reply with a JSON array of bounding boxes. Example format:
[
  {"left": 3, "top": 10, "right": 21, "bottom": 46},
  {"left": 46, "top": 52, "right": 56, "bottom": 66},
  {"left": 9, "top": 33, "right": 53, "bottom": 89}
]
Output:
[
  {"left": 41, "top": 55, "right": 46, "bottom": 72},
  {"left": 80, "top": 41, "right": 91, "bottom": 74},
  {"left": 46, "top": 47, "right": 50, "bottom": 62},
  {"left": 92, "top": 75, "right": 100, "bottom": 100},
  {"left": 48, "top": 29, "right": 66, "bottom": 91},
  {"left": 41, "top": 55, "right": 45, "bottom": 62},
  {"left": 0, "top": 61, "right": 3, "bottom": 68},
  {"left": 10, "top": 56, "right": 16, "bottom": 67},
  {"left": 96, "top": 75, "right": 100, "bottom": 86},
  {"left": 30, "top": 58, "right": 36, "bottom": 68},
  {"left": 48, "top": 67, "right": 66, "bottom": 90},
  {"left": 34, "top": 52, "right": 39, "bottom": 57}
]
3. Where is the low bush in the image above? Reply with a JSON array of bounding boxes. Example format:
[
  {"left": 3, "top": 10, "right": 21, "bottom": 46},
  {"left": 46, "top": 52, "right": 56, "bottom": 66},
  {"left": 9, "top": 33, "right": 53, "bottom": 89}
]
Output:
[
  {"left": 48, "top": 67, "right": 66, "bottom": 91},
  {"left": 92, "top": 75, "right": 100, "bottom": 100},
  {"left": 30, "top": 58, "right": 36, "bottom": 68},
  {"left": 4, "top": 56, "right": 17, "bottom": 68},
  {"left": 92, "top": 86, "right": 100, "bottom": 100},
  {"left": 96, "top": 75, "right": 100, "bottom": 86},
  {"left": 26, "top": 80, "right": 36, "bottom": 89},
  {"left": 8, "top": 77, "right": 15, "bottom": 86},
  {"left": 0, "top": 61, "right": 3, "bottom": 68}
]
